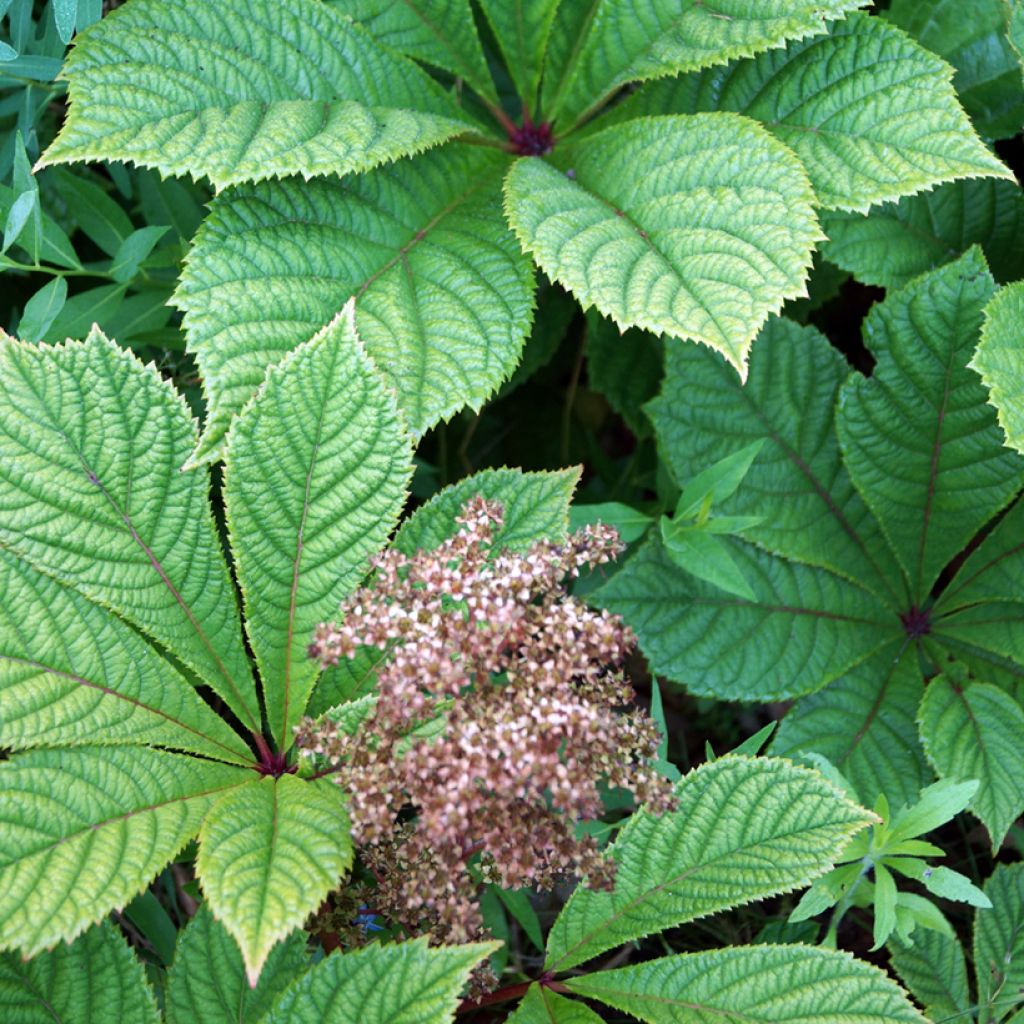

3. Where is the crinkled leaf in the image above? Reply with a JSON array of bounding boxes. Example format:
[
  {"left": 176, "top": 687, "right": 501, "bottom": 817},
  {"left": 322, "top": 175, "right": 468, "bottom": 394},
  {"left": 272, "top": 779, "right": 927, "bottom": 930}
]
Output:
[
  {"left": 545, "top": 756, "right": 873, "bottom": 972},
  {"left": 0, "top": 328, "right": 259, "bottom": 728},
  {"left": 0, "top": 920, "right": 159, "bottom": 1024},
  {"left": 772, "top": 645, "right": 931, "bottom": 808},
  {"left": 197, "top": 775, "right": 352, "bottom": 984},
  {"left": 308, "top": 645, "right": 386, "bottom": 719},
  {"left": 506, "top": 986, "right": 605, "bottom": 1024},
  {"left": 975, "top": 863, "right": 1024, "bottom": 1023},
  {"left": 479, "top": 0, "right": 560, "bottom": 110},
  {"left": 40, "top": 0, "right": 473, "bottom": 188},
  {"left": 822, "top": 178, "right": 1024, "bottom": 291},
  {"left": 505, "top": 114, "right": 821, "bottom": 377},
  {"left": 970, "top": 281, "right": 1024, "bottom": 455},
  {"left": 259, "top": 937, "right": 496, "bottom": 1024},
  {"left": 394, "top": 466, "right": 580, "bottom": 554},
  {"left": 889, "top": 931, "right": 971, "bottom": 1024},
  {"left": 0, "top": 547, "right": 251, "bottom": 764},
  {"left": 225, "top": 309, "right": 412, "bottom": 748},
  {"left": 918, "top": 665, "right": 1024, "bottom": 850},
  {"left": 0, "top": 746, "right": 248, "bottom": 955},
  {"left": 165, "top": 907, "right": 310, "bottom": 1024},
  {"left": 837, "top": 249, "right": 1024, "bottom": 601},
  {"left": 567, "top": 945, "right": 925, "bottom": 1023},
  {"left": 598, "top": 532, "right": 894, "bottom": 701},
  {"left": 177, "top": 145, "right": 532, "bottom": 463}
]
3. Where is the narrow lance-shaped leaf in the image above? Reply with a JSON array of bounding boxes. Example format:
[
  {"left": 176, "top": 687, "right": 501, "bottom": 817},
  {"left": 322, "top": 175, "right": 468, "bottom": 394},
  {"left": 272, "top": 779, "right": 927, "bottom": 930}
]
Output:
[
  {"left": 970, "top": 281, "right": 1024, "bottom": 455},
  {"left": 505, "top": 114, "right": 822, "bottom": 377},
  {"left": 479, "top": 0, "right": 560, "bottom": 111},
  {"left": 177, "top": 145, "right": 533, "bottom": 463},
  {"left": 0, "top": 920, "right": 159, "bottom": 1024},
  {"left": 196, "top": 775, "right": 353, "bottom": 984},
  {"left": 545, "top": 756, "right": 874, "bottom": 973},
  {"left": 225, "top": 308, "right": 412, "bottom": 748},
  {"left": 0, "top": 328, "right": 260, "bottom": 728},
  {"left": 0, "top": 746, "right": 249, "bottom": 955},
  {"left": 40, "top": 0, "right": 474, "bottom": 189}
]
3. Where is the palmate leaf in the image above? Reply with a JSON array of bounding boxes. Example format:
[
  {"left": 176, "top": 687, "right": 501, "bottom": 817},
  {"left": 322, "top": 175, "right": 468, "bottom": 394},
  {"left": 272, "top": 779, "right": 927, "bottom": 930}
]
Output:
[
  {"left": 39, "top": 0, "right": 474, "bottom": 189},
  {"left": 479, "top": 0, "right": 561, "bottom": 111},
  {"left": 822, "top": 178, "right": 1024, "bottom": 291},
  {"left": 611, "top": 14, "right": 1012, "bottom": 212},
  {"left": 540, "top": 0, "right": 867, "bottom": 130},
  {"left": 0, "top": 547, "right": 251, "bottom": 765},
  {"left": 224, "top": 309, "right": 413, "bottom": 748},
  {"left": 505, "top": 114, "right": 822, "bottom": 376},
  {"left": 918, "top": 664, "right": 1024, "bottom": 850},
  {"left": 975, "top": 863, "right": 1024, "bottom": 1023},
  {"left": 0, "top": 920, "right": 159, "bottom": 1024},
  {"left": 889, "top": 931, "right": 971, "bottom": 1024},
  {"left": 196, "top": 775, "right": 353, "bottom": 984},
  {"left": 177, "top": 145, "right": 533, "bottom": 463},
  {"left": 545, "top": 757, "right": 873, "bottom": 973},
  {"left": 838, "top": 248, "right": 1024, "bottom": 601},
  {"left": 0, "top": 745, "right": 248, "bottom": 955},
  {"left": 970, "top": 281, "right": 1024, "bottom": 455},
  {"left": 260, "top": 937, "right": 496, "bottom": 1024},
  {"left": 165, "top": 907, "right": 310, "bottom": 1024},
  {"left": 566, "top": 945, "right": 925, "bottom": 1024},
  {"left": 506, "top": 986, "right": 605, "bottom": 1023},
  {"left": 0, "top": 328, "right": 259, "bottom": 728}
]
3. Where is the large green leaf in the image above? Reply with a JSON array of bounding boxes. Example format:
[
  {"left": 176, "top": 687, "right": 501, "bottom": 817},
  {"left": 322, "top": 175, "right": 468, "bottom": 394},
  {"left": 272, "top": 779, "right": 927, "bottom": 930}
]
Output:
[
  {"left": 196, "top": 775, "right": 352, "bottom": 984},
  {"left": 772, "top": 645, "right": 931, "bottom": 807},
  {"left": 566, "top": 945, "right": 925, "bottom": 1023},
  {"left": 918, "top": 665, "right": 1024, "bottom": 850},
  {"left": 0, "top": 328, "right": 259, "bottom": 728},
  {"left": 0, "top": 746, "right": 248, "bottom": 955},
  {"left": 975, "top": 863, "right": 1024, "bottom": 1023},
  {"left": 837, "top": 249, "right": 1024, "bottom": 600},
  {"left": 225, "top": 309, "right": 412, "bottom": 748},
  {"left": 545, "top": 756, "right": 873, "bottom": 972},
  {"left": 177, "top": 145, "right": 532, "bottom": 463},
  {"left": 889, "top": 931, "right": 971, "bottom": 1024},
  {"left": 506, "top": 986, "right": 605, "bottom": 1023},
  {"left": 0, "top": 547, "right": 251, "bottom": 764},
  {"left": 612, "top": 14, "right": 1012, "bottom": 212},
  {"left": 540, "top": 0, "right": 866, "bottom": 130},
  {"left": 647, "top": 316, "right": 902, "bottom": 606},
  {"left": 165, "top": 907, "right": 310, "bottom": 1024},
  {"left": 504, "top": 114, "right": 821, "bottom": 376},
  {"left": 598, "top": 533, "right": 894, "bottom": 700},
  {"left": 886, "top": 0, "right": 1024, "bottom": 140},
  {"left": 970, "top": 281, "right": 1024, "bottom": 455},
  {"left": 393, "top": 466, "right": 579, "bottom": 554},
  {"left": 40, "top": 0, "right": 473, "bottom": 189},
  {"left": 479, "top": 0, "right": 560, "bottom": 111},
  {"left": 0, "top": 920, "right": 159, "bottom": 1024},
  {"left": 822, "top": 178, "right": 1024, "bottom": 291},
  {"left": 260, "top": 937, "right": 496, "bottom": 1024}
]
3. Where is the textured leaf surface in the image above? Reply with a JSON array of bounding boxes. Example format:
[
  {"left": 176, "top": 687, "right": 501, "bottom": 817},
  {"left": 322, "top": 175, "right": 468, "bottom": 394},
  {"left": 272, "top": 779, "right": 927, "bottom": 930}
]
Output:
[
  {"left": 260, "top": 938, "right": 495, "bottom": 1024},
  {"left": 918, "top": 668, "right": 1024, "bottom": 849},
  {"left": 567, "top": 945, "right": 925, "bottom": 1023},
  {"left": 177, "top": 145, "right": 531, "bottom": 462},
  {"left": 599, "top": 533, "right": 894, "bottom": 700},
  {"left": 838, "top": 249, "right": 1024, "bottom": 600},
  {"left": 889, "top": 929, "right": 970, "bottom": 1023},
  {"left": 648, "top": 316, "right": 901, "bottom": 605},
  {"left": 165, "top": 907, "right": 309, "bottom": 1024},
  {"left": 480, "top": 0, "right": 560, "bottom": 109},
  {"left": 822, "top": 178, "right": 1024, "bottom": 290},
  {"left": 541, "top": 0, "right": 866, "bottom": 129},
  {"left": 545, "top": 757, "right": 873, "bottom": 972},
  {"left": 394, "top": 467, "right": 579, "bottom": 554},
  {"left": 629, "top": 15, "right": 1010, "bottom": 211},
  {"left": 970, "top": 281, "right": 1024, "bottom": 454},
  {"left": 41, "top": 0, "right": 472, "bottom": 188},
  {"left": 197, "top": 775, "right": 352, "bottom": 983},
  {"left": 886, "top": 0, "right": 1024, "bottom": 140},
  {"left": 0, "top": 920, "right": 159, "bottom": 1024},
  {"left": 0, "top": 746, "right": 247, "bottom": 954},
  {"left": 975, "top": 863, "right": 1024, "bottom": 1023},
  {"left": 0, "top": 547, "right": 251, "bottom": 764},
  {"left": 0, "top": 329, "right": 258, "bottom": 727},
  {"left": 772, "top": 645, "right": 931, "bottom": 807},
  {"left": 225, "top": 310, "right": 412, "bottom": 747},
  {"left": 504, "top": 114, "right": 821, "bottom": 376},
  {"left": 506, "top": 986, "right": 605, "bottom": 1023}
]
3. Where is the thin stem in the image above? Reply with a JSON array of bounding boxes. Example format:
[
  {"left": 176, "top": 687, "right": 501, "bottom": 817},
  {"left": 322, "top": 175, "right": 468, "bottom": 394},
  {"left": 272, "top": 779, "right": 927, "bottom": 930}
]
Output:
[
  {"left": 560, "top": 331, "right": 587, "bottom": 465},
  {"left": 457, "top": 981, "right": 533, "bottom": 1015}
]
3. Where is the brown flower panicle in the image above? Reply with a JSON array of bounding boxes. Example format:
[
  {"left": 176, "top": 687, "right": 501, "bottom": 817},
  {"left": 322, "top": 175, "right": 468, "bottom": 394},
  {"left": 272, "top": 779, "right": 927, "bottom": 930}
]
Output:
[{"left": 296, "top": 497, "right": 676, "bottom": 944}]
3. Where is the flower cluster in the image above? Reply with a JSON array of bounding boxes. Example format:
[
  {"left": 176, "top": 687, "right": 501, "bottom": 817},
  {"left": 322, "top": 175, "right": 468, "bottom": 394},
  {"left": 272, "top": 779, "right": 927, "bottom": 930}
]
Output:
[{"left": 296, "top": 497, "right": 676, "bottom": 945}]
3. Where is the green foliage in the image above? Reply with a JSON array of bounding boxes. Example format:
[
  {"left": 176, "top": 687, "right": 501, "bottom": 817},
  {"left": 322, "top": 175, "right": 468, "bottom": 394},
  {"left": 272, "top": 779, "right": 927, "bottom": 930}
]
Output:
[
  {"left": 971, "top": 280, "right": 1024, "bottom": 454},
  {"left": 889, "top": 930, "right": 971, "bottom": 1024},
  {"left": 976, "top": 863, "right": 1024, "bottom": 1022}
]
